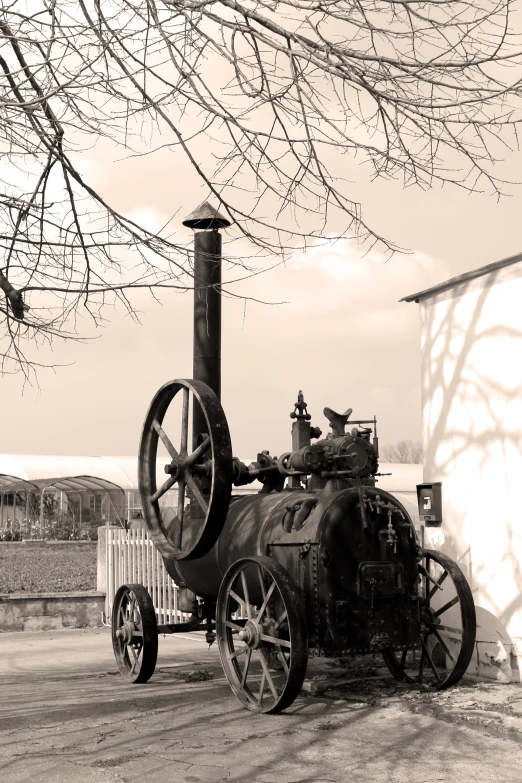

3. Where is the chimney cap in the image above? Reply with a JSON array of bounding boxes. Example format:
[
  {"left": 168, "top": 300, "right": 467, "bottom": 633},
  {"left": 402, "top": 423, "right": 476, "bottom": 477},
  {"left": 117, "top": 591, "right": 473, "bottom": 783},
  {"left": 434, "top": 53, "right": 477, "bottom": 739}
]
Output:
[{"left": 182, "top": 201, "right": 231, "bottom": 230}]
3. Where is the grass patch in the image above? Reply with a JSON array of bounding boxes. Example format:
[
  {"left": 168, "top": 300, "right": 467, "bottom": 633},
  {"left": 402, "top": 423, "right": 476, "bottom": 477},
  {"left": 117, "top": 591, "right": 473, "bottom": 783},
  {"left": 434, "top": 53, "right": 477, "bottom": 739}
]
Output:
[{"left": 0, "top": 545, "right": 97, "bottom": 593}]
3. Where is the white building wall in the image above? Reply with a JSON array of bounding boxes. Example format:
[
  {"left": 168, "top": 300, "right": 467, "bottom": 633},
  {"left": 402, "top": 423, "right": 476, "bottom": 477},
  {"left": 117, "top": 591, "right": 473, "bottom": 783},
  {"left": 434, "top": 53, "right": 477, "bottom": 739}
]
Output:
[{"left": 420, "top": 260, "right": 522, "bottom": 674}]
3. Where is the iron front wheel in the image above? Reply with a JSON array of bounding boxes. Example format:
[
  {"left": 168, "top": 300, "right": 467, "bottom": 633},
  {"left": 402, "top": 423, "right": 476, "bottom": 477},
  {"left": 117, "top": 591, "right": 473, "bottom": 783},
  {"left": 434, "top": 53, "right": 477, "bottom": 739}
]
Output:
[
  {"left": 216, "top": 556, "right": 308, "bottom": 714},
  {"left": 382, "top": 549, "right": 476, "bottom": 690},
  {"left": 112, "top": 584, "right": 158, "bottom": 683}
]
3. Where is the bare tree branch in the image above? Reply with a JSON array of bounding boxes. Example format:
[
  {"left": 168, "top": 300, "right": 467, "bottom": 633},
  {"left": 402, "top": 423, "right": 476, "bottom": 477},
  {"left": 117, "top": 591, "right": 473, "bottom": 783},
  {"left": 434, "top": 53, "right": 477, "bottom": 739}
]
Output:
[{"left": 1, "top": 0, "right": 522, "bottom": 378}]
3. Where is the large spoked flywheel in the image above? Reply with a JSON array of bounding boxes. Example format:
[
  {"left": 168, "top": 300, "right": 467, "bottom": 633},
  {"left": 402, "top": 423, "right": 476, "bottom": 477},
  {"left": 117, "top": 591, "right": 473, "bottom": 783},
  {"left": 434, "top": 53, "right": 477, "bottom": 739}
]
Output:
[{"left": 139, "top": 378, "right": 233, "bottom": 561}]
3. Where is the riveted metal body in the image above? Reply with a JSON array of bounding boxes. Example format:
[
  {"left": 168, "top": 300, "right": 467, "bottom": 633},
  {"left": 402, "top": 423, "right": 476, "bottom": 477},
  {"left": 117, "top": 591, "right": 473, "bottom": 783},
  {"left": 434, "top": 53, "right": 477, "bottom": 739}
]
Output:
[{"left": 165, "top": 485, "right": 420, "bottom": 655}]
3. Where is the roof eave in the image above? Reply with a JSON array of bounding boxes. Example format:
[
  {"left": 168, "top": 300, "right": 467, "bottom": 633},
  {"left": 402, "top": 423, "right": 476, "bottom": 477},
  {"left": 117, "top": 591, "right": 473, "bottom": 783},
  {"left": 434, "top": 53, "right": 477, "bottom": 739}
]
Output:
[{"left": 400, "top": 250, "right": 522, "bottom": 305}]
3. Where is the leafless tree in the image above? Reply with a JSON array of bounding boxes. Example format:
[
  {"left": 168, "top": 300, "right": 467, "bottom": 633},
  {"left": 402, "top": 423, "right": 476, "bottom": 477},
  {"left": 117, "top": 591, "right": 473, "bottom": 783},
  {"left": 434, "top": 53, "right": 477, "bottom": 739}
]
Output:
[
  {"left": 381, "top": 439, "right": 423, "bottom": 464},
  {"left": 2, "top": 1, "right": 522, "bottom": 379}
]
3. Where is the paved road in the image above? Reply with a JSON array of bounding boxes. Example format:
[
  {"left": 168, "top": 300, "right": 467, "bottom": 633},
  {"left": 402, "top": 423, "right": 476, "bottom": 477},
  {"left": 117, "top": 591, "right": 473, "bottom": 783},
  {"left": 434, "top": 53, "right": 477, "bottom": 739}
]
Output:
[{"left": 0, "top": 628, "right": 521, "bottom": 782}]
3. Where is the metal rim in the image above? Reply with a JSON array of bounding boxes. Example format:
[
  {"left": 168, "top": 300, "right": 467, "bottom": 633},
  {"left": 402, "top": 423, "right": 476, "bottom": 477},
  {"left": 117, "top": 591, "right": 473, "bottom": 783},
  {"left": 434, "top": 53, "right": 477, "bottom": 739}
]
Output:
[
  {"left": 382, "top": 549, "right": 476, "bottom": 690},
  {"left": 216, "top": 555, "right": 308, "bottom": 714},
  {"left": 111, "top": 583, "right": 158, "bottom": 683},
  {"left": 138, "top": 378, "right": 233, "bottom": 561}
]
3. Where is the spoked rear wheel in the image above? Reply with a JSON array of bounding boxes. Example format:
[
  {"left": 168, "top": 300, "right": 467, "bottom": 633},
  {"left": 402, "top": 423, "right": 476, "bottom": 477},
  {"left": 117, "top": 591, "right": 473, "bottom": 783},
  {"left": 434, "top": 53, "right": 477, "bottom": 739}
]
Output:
[
  {"left": 216, "top": 556, "right": 308, "bottom": 713},
  {"left": 382, "top": 550, "right": 476, "bottom": 690},
  {"left": 112, "top": 584, "right": 158, "bottom": 683}
]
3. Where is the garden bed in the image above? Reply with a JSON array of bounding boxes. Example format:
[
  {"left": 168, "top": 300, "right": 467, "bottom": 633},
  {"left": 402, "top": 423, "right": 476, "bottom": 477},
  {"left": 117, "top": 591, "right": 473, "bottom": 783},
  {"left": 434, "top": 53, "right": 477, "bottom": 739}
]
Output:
[{"left": 0, "top": 542, "right": 97, "bottom": 594}]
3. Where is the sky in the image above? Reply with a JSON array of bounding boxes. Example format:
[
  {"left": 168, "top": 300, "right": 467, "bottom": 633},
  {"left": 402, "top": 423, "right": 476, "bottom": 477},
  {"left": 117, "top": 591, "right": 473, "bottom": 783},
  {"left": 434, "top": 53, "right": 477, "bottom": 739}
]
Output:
[{"left": 2, "top": 116, "right": 522, "bottom": 460}]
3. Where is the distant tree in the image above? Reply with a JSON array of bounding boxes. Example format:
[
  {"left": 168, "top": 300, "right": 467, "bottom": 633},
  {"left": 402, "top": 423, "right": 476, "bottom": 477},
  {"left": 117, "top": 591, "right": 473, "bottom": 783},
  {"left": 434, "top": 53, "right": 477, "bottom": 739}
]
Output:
[
  {"left": 380, "top": 440, "right": 423, "bottom": 464},
  {"left": 2, "top": 1, "right": 522, "bottom": 378}
]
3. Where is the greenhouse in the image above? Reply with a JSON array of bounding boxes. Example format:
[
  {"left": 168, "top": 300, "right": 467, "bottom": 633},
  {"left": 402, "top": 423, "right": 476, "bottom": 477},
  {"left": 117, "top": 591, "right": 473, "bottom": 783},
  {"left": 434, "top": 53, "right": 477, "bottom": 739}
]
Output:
[
  {"left": 0, "top": 475, "right": 126, "bottom": 540},
  {"left": 0, "top": 454, "right": 182, "bottom": 540}
]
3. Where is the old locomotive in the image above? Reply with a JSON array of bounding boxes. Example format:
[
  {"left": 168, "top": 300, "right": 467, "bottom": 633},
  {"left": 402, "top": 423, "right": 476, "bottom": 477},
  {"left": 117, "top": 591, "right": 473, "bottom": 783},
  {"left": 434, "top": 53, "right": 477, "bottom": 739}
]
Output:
[{"left": 111, "top": 204, "right": 476, "bottom": 713}]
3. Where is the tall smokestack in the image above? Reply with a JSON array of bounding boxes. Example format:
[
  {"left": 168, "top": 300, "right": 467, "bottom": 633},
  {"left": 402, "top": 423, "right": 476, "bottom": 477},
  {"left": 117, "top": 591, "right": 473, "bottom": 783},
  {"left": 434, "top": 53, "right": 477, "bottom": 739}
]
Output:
[{"left": 182, "top": 202, "right": 231, "bottom": 450}]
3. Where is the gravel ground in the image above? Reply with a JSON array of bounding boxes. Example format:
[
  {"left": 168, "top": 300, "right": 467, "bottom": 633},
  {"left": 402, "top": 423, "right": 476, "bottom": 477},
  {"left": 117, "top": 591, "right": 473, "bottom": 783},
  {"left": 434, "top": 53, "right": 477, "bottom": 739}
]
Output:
[
  {"left": 1, "top": 633, "right": 522, "bottom": 783},
  {"left": 307, "top": 656, "right": 522, "bottom": 745}
]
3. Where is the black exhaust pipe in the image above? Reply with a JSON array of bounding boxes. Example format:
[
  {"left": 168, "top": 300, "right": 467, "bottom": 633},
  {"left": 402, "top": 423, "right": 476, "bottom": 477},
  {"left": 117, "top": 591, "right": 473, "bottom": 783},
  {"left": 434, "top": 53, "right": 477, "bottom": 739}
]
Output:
[{"left": 183, "top": 202, "right": 230, "bottom": 449}]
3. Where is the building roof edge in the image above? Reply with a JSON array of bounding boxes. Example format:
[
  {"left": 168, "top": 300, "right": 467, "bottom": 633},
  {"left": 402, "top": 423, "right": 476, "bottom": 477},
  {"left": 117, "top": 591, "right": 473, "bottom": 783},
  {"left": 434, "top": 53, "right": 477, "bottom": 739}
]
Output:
[{"left": 400, "top": 250, "right": 522, "bottom": 304}]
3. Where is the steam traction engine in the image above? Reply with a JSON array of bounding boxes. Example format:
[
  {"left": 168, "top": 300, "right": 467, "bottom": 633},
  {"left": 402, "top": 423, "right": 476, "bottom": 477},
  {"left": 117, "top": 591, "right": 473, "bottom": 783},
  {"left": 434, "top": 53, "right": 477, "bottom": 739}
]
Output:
[{"left": 112, "top": 204, "right": 476, "bottom": 713}]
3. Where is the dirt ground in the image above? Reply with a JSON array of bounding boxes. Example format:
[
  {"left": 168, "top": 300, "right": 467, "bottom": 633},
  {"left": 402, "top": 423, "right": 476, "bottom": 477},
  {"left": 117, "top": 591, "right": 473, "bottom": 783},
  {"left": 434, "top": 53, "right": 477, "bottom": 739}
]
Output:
[{"left": 0, "top": 628, "right": 522, "bottom": 783}]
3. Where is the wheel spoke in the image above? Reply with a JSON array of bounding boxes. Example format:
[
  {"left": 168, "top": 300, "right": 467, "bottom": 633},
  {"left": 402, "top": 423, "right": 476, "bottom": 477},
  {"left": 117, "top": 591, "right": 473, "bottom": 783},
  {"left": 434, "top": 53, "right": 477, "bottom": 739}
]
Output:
[
  {"left": 128, "top": 643, "right": 140, "bottom": 675},
  {"left": 174, "top": 481, "right": 186, "bottom": 549},
  {"left": 425, "top": 622, "right": 462, "bottom": 636},
  {"left": 256, "top": 581, "right": 276, "bottom": 623},
  {"left": 225, "top": 620, "right": 244, "bottom": 632},
  {"left": 429, "top": 570, "right": 449, "bottom": 601},
  {"left": 177, "top": 481, "right": 186, "bottom": 522},
  {"left": 180, "top": 387, "right": 189, "bottom": 455},
  {"left": 420, "top": 636, "right": 442, "bottom": 682},
  {"left": 418, "top": 564, "right": 444, "bottom": 594},
  {"left": 434, "top": 595, "right": 459, "bottom": 618},
  {"left": 276, "top": 648, "right": 289, "bottom": 675},
  {"left": 258, "top": 649, "right": 279, "bottom": 701},
  {"left": 260, "top": 633, "right": 291, "bottom": 648},
  {"left": 230, "top": 644, "right": 249, "bottom": 660},
  {"left": 187, "top": 436, "right": 211, "bottom": 466},
  {"left": 240, "top": 570, "right": 252, "bottom": 618},
  {"left": 424, "top": 556, "right": 431, "bottom": 607},
  {"left": 186, "top": 475, "right": 209, "bottom": 516},
  {"left": 257, "top": 566, "right": 268, "bottom": 615},
  {"left": 430, "top": 627, "right": 456, "bottom": 664},
  {"left": 241, "top": 649, "right": 252, "bottom": 687},
  {"left": 258, "top": 669, "right": 266, "bottom": 704},
  {"left": 229, "top": 589, "right": 247, "bottom": 612},
  {"left": 274, "top": 609, "right": 287, "bottom": 631},
  {"left": 152, "top": 420, "right": 180, "bottom": 460},
  {"left": 151, "top": 474, "right": 177, "bottom": 504}
]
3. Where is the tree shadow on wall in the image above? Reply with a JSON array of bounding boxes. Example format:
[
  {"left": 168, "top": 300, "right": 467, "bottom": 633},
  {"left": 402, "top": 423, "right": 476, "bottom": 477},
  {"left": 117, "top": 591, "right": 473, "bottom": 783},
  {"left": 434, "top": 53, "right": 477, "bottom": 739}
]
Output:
[{"left": 421, "top": 263, "right": 522, "bottom": 649}]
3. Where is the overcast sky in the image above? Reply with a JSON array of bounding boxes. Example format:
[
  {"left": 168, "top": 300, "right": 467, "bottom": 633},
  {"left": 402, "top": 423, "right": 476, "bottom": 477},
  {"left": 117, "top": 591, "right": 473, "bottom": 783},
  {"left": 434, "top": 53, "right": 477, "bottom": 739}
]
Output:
[{"left": 2, "top": 134, "right": 522, "bottom": 460}]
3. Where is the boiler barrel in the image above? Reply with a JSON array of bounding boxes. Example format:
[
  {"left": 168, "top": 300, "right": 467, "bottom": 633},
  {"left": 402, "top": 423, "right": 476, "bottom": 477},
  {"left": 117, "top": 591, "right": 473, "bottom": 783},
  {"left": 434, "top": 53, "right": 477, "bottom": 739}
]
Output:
[
  {"left": 163, "top": 486, "right": 418, "bottom": 608},
  {"left": 162, "top": 485, "right": 420, "bottom": 657},
  {"left": 165, "top": 490, "right": 324, "bottom": 599}
]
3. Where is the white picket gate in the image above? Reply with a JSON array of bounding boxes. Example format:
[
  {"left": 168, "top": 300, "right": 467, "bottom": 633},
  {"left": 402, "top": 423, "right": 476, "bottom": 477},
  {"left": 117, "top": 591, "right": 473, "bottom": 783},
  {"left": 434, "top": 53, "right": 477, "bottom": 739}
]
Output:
[{"left": 104, "top": 528, "right": 193, "bottom": 625}]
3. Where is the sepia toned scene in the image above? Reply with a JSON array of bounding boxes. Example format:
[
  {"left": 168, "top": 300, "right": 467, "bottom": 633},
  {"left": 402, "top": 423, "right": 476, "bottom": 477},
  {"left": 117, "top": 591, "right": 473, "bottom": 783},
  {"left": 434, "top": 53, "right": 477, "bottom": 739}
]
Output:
[{"left": 1, "top": 2, "right": 522, "bottom": 782}]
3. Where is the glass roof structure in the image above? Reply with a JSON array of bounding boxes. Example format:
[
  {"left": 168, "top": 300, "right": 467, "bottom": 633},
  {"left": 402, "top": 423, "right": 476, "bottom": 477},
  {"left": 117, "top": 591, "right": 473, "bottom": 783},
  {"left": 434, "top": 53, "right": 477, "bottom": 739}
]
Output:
[
  {"left": 0, "top": 455, "right": 141, "bottom": 489},
  {"left": 0, "top": 474, "right": 126, "bottom": 497}
]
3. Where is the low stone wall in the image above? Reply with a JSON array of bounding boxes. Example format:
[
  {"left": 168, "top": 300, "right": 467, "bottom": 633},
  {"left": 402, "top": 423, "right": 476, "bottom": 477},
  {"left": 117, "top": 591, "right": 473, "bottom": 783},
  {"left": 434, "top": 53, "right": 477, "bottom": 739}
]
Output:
[{"left": 0, "top": 591, "right": 105, "bottom": 632}]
